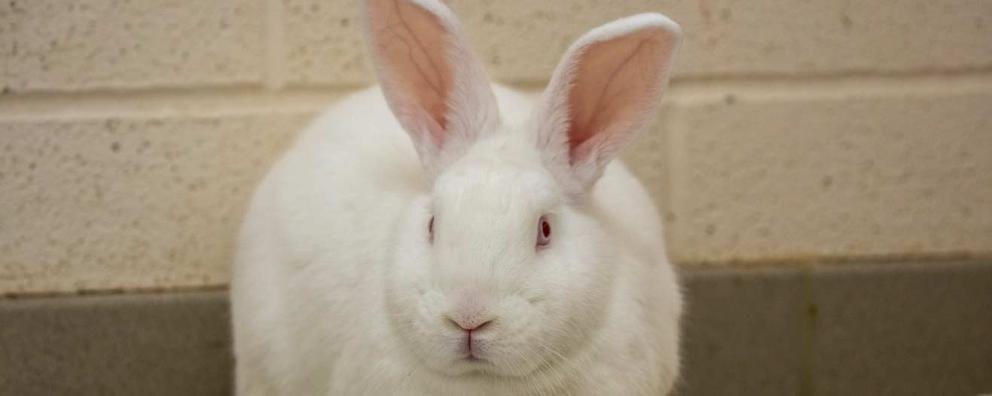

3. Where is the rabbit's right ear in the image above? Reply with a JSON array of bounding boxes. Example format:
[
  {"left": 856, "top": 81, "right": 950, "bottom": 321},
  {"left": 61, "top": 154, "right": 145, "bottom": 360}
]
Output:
[{"left": 362, "top": 0, "right": 499, "bottom": 176}]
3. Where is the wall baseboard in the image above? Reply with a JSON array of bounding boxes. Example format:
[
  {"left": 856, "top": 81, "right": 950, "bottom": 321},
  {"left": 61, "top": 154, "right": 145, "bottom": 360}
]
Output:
[{"left": 3, "top": 261, "right": 990, "bottom": 396}]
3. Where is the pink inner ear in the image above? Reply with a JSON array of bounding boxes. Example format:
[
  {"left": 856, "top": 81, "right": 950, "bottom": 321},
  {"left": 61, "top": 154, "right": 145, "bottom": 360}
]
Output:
[
  {"left": 566, "top": 29, "right": 668, "bottom": 163},
  {"left": 372, "top": 0, "right": 453, "bottom": 137}
]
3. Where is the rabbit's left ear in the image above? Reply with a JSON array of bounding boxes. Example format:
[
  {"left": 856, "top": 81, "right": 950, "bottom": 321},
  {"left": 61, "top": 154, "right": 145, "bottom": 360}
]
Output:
[
  {"left": 363, "top": 0, "right": 499, "bottom": 176},
  {"left": 533, "top": 14, "right": 681, "bottom": 195}
]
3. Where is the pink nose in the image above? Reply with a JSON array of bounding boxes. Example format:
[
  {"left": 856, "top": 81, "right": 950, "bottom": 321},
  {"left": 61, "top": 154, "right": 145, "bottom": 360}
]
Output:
[{"left": 446, "top": 316, "right": 493, "bottom": 332}]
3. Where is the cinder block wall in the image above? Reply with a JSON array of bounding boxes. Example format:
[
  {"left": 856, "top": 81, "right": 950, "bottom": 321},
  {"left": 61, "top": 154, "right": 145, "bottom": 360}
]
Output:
[{"left": 2, "top": 0, "right": 990, "bottom": 295}]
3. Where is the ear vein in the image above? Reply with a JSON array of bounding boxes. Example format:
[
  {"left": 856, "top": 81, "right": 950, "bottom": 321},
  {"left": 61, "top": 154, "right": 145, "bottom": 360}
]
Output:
[
  {"left": 579, "top": 38, "right": 654, "bottom": 144},
  {"left": 389, "top": 0, "right": 446, "bottom": 102}
]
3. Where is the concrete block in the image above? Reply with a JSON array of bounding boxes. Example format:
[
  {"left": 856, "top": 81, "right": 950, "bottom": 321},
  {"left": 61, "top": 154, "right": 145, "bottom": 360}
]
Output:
[
  {"left": 0, "top": 0, "right": 265, "bottom": 92},
  {"left": 0, "top": 111, "right": 311, "bottom": 294},
  {"left": 678, "top": 267, "right": 808, "bottom": 395},
  {"left": 811, "top": 261, "right": 992, "bottom": 395},
  {"left": 666, "top": 84, "right": 992, "bottom": 263},
  {"left": 281, "top": 0, "right": 992, "bottom": 86},
  {"left": 0, "top": 291, "right": 231, "bottom": 396}
]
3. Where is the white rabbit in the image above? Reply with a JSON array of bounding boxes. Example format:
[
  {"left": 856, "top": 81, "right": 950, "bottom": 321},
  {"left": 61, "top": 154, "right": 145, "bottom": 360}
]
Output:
[{"left": 231, "top": 0, "right": 683, "bottom": 394}]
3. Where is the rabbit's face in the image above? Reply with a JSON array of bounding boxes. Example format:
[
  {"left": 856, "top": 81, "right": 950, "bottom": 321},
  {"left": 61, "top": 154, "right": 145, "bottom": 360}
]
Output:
[{"left": 386, "top": 136, "right": 617, "bottom": 378}]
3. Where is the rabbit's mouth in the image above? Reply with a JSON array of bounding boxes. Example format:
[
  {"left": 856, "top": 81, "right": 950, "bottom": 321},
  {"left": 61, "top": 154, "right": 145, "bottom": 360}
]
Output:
[
  {"left": 439, "top": 348, "right": 560, "bottom": 383},
  {"left": 449, "top": 336, "right": 496, "bottom": 371},
  {"left": 463, "top": 348, "right": 486, "bottom": 362},
  {"left": 436, "top": 354, "right": 497, "bottom": 377}
]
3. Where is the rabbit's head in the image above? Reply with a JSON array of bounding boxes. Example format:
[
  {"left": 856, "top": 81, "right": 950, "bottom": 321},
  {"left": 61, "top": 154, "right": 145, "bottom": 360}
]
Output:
[{"left": 364, "top": 0, "right": 681, "bottom": 379}]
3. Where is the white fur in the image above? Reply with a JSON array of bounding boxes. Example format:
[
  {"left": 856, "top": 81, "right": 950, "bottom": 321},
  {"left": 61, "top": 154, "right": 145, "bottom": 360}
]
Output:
[{"left": 232, "top": 1, "right": 683, "bottom": 395}]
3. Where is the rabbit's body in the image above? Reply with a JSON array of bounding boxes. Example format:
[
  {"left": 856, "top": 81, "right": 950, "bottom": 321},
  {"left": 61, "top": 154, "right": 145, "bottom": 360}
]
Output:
[
  {"left": 233, "top": 1, "right": 684, "bottom": 394},
  {"left": 232, "top": 86, "right": 680, "bottom": 395}
]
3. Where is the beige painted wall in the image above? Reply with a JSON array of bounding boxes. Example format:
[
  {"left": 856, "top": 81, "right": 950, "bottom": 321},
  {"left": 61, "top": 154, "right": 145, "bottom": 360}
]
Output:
[{"left": 1, "top": 0, "right": 990, "bottom": 295}]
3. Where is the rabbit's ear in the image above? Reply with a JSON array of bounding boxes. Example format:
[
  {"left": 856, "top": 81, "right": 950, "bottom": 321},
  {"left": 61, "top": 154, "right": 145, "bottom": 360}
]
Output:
[
  {"left": 363, "top": 0, "right": 499, "bottom": 175},
  {"left": 533, "top": 14, "right": 681, "bottom": 195}
]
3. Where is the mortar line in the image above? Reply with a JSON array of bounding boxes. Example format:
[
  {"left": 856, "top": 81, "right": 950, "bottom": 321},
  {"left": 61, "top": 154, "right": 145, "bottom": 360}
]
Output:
[
  {"left": 0, "top": 283, "right": 229, "bottom": 300},
  {"left": 664, "top": 100, "right": 688, "bottom": 240},
  {"left": 0, "top": 87, "right": 353, "bottom": 121},
  {"left": 798, "top": 265, "right": 818, "bottom": 396},
  {"left": 666, "top": 71, "right": 992, "bottom": 104},
  {"left": 1, "top": 70, "right": 989, "bottom": 119},
  {"left": 264, "top": 0, "right": 286, "bottom": 90},
  {"left": 4, "top": 258, "right": 988, "bottom": 300},
  {"left": 674, "top": 252, "right": 992, "bottom": 269}
]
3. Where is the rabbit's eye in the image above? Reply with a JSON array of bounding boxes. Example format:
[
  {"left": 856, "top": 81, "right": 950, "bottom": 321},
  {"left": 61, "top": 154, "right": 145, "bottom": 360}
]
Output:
[
  {"left": 428, "top": 216, "right": 434, "bottom": 242},
  {"left": 537, "top": 216, "right": 551, "bottom": 248}
]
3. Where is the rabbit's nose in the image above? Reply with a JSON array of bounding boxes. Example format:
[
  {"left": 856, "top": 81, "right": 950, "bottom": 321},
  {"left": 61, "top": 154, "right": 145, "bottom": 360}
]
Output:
[{"left": 445, "top": 315, "right": 494, "bottom": 332}]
